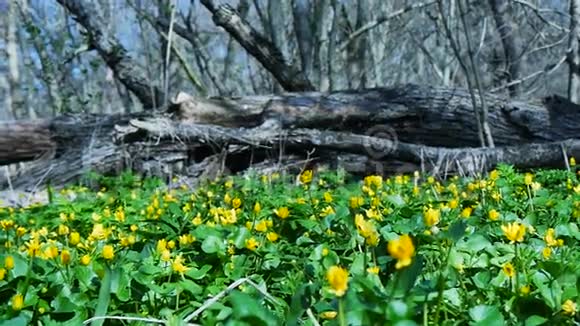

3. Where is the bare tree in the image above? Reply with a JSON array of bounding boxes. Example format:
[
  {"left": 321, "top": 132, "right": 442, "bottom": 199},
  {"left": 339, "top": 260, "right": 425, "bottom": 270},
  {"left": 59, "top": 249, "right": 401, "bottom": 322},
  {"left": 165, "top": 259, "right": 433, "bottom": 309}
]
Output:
[
  {"left": 489, "top": 0, "right": 522, "bottom": 97},
  {"left": 568, "top": 0, "right": 580, "bottom": 103}
]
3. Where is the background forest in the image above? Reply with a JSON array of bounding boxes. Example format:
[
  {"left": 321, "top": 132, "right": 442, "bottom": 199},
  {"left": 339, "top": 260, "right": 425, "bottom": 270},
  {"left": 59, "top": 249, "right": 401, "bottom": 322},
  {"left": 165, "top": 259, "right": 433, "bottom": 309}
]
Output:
[{"left": 0, "top": 0, "right": 573, "bottom": 120}]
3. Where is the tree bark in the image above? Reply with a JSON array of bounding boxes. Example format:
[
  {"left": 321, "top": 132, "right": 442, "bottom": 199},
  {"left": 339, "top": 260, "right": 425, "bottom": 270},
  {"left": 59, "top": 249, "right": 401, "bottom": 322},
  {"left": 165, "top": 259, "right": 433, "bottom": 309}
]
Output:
[
  {"left": 199, "top": 0, "right": 314, "bottom": 92},
  {"left": 56, "top": 0, "right": 165, "bottom": 109},
  {"left": 489, "top": 0, "right": 522, "bottom": 97},
  {"left": 2, "top": 84, "right": 580, "bottom": 190},
  {"left": 568, "top": 0, "right": 580, "bottom": 103}
]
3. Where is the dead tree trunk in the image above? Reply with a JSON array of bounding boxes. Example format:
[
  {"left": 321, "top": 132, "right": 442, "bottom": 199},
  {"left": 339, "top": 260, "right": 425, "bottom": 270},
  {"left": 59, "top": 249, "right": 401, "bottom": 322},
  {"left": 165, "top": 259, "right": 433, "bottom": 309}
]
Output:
[{"left": 1, "top": 84, "right": 580, "bottom": 190}]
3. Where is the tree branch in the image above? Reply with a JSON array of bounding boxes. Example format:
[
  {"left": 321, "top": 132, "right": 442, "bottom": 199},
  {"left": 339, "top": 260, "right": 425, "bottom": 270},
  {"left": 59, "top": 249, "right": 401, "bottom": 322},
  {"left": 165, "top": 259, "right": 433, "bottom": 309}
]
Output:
[
  {"left": 199, "top": 0, "right": 314, "bottom": 92},
  {"left": 56, "top": 0, "right": 165, "bottom": 109}
]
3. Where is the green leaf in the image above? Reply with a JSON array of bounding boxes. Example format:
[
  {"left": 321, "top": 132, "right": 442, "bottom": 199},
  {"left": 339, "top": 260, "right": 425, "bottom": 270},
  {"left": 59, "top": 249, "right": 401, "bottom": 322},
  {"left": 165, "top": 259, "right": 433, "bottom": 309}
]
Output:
[
  {"left": 472, "top": 271, "right": 491, "bottom": 289},
  {"left": 387, "top": 300, "right": 409, "bottom": 320},
  {"left": 469, "top": 305, "right": 504, "bottom": 326},
  {"left": 462, "top": 234, "right": 492, "bottom": 253},
  {"left": 92, "top": 265, "right": 112, "bottom": 326},
  {"left": 0, "top": 315, "right": 29, "bottom": 326},
  {"left": 229, "top": 290, "right": 279, "bottom": 326},
  {"left": 447, "top": 219, "right": 467, "bottom": 242},
  {"left": 232, "top": 227, "right": 251, "bottom": 249},
  {"left": 396, "top": 255, "right": 423, "bottom": 295},
  {"left": 524, "top": 315, "right": 548, "bottom": 326},
  {"left": 185, "top": 265, "right": 212, "bottom": 280},
  {"left": 110, "top": 267, "right": 131, "bottom": 302},
  {"left": 386, "top": 194, "right": 406, "bottom": 207},
  {"left": 201, "top": 235, "right": 225, "bottom": 254},
  {"left": 286, "top": 283, "right": 312, "bottom": 326},
  {"left": 178, "top": 279, "right": 203, "bottom": 296}
]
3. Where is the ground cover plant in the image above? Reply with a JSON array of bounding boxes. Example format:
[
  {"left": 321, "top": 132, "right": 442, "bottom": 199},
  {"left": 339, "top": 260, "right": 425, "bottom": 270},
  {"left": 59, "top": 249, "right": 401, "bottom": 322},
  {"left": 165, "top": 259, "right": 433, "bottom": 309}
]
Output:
[{"left": 1, "top": 163, "right": 580, "bottom": 325}]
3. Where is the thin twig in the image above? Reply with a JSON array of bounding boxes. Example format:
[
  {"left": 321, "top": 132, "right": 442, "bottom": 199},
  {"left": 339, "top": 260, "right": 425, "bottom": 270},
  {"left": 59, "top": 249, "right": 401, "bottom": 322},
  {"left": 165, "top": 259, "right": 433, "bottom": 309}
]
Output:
[
  {"left": 338, "top": 1, "right": 436, "bottom": 51},
  {"left": 306, "top": 308, "right": 322, "bottom": 326},
  {"left": 182, "top": 277, "right": 278, "bottom": 323},
  {"left": 489, "top": 55, "right": 567, "bottom": 92},
  {"left": 83, "top": 315, "right": 200, "bottom": 325},
  {"left": 163, "top": 0, "right": 176, "bottom": 108}
]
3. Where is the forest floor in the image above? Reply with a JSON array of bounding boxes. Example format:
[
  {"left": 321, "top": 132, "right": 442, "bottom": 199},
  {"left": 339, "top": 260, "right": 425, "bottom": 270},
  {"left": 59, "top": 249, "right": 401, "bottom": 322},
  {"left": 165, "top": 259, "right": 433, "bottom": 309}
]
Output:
[{"left": 0, "top": 165, "right": 579, "bottom": 325}]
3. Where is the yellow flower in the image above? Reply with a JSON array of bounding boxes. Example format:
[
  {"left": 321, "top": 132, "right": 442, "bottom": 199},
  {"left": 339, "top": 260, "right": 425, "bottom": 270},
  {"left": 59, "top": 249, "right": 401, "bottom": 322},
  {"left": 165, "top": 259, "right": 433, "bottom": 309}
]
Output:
[
  {"left": 322, "top": 248, "right": 329, "bottom": 256},
  {"left": 0, "top": 219, "right": 15, "bottom": 230},
  {"left": 355, "top": 214, "right": 380, "bottom": 246},
  {"left": 501, "top": 222, "right": 526, "bottom": 243},
  {"left": 461, "top": 207, "right": 472, "bottom": 218},
  {"left": 323, "top": 192, "right": 333, "bottom": 203},
  {"left": 424, "top": 208, "right": 440, "bottom": 227},
  {"left": 488, "top": 209, "right": 500, "bottom": 221},
  {"left": 172, "top": 254, "right": 189, "bottom": 274},
  {"left": 58, "top": 224, "right": 69, "bottom": 236},
  {"left": 4, "top": 255, "right": 14, "bottom": 270},
  {"left": 562, "top": 299, "right": 577, "bottom": 316},
  {"left": 502, "top": 262, "right": 515, "bottom": 278},
  {"left": 91, "top": 212, "right": 101, "bottom": 222},
  {"left": 11, "top": 293, "right": 24, "bottom": 311},
  {"left": 448, "top": 199, "right": 458, "bottom": 209},
  {"left": 25, "top": 238, "right": 41, "bottom": 257},
  {"left": 274, "top": 207, "right": 290, "bottom": 219},
  {"left": 349, "top": 196, "right": 364, "bottom": 209},
  {"left": 531, "top": 182, "right": 541, "bottom": 192},
  {"left": 192, "top": 214, "right": 203, "bottom": 226},
  {"left": 254, "top": 220, "right": 268, "bottom": 232},
  {"left": 179, "top": 234, "right": 195, "bottom": 246},
  {"left": 326, "top": 266, "right": 349, "bottom": 297},
  {"left": 0, "top": 268, "right": 6, "bottom": 280},
  {"left": 266, "top": 232, "right": 279, "bottom": 242},
  {"left": 320, "top": 311, "right": 337, "bottom": 320},
  {"left": 69, "top": 232, "right": 80, "bottom": 246},
  {"left": 524, "top": 173, "right": 533, "bottom": 186},
  {"left": 364, "top": 175, "right": 383, "bottom": 188},
  {"left": 80, "top": 254, "right": 91, "bottom": 266},
  {"left": 367, "top": 266, "right": 380, "bottom": 275},
  {"left": 571, "top": 157, "right": 576, "bottom": 167},
  {"left": 114, "top": 208, "right": 125, "bottom": 222},
  {"left": 365, "top": 208, "right": 382, "bottom": 221},
  {"left": 89, "top": 224, "right": 110, "bottom": 241},
  {"left": 16, "top": 227, "right": 26, "bottom": 237},
  {"left": 167, "top": 240, "right": 176, "bottom": 249},
  {"left": 544, "top": 228, "right": 559, "bottom": 247},
  {"left": 245, "top": 237, "right": 260, "bottom": 251},
  {"left": 232, "top": 198, "right": 242, "bottom": 209},
  {"left": 387, "top": 234, "right": 415, "bottom": 269},
  {"left": 489, "top": 169, "right": 499, "bottom": 180},
  {"left": 130, "top": 224, "right": 139, "bottom": 232},
  {"left": 253, "top": 202, "right": 261, "bottom": 214},
  {"left": 161, "top": 249, "right": 172, "bottom": 262},
  {"left": 299, "top": 170, "right": 313, "bottom": 184},
  {"left": 102, "top": 245, "right": 115, "bottom": 260},
  {"left": 157, "top": 239, "right": 167, "bottom": 253},
  {"left": 43, "top": 245, "right": 58, "bottom": 260},
  {"left": 60, "top": 249, "right": 71, "bottom": 265},
  {"left": 225, "top": 180, "right": 234, "bottom": 188},
  {"left": 542, "top": 247, "right": 552, "bottom": 259},
  {"left": 519, "top": 285, "right": 531, "bottom": 296}
]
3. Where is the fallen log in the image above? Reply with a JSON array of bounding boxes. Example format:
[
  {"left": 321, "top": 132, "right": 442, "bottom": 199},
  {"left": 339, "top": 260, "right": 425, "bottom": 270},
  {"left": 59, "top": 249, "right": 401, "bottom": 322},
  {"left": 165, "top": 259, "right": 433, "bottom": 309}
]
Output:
[{"left": 1, "top": 84, "right": 579, "bottom": 190}]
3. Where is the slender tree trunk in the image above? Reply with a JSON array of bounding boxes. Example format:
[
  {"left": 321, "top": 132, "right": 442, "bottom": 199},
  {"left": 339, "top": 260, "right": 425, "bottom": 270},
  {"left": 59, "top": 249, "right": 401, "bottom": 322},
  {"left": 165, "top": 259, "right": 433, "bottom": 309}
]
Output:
[
  {"left": 6, "top": 0, "right": 25, "bottom": 119},
  {"left": 291, "top": 0, "right": 313, "bottom": 80},
  {"left": 489, "top": 0, "right": 521, "bottom": 97},
  {"left": 568, "top": 0, "right": 580, "bottom": 103}
]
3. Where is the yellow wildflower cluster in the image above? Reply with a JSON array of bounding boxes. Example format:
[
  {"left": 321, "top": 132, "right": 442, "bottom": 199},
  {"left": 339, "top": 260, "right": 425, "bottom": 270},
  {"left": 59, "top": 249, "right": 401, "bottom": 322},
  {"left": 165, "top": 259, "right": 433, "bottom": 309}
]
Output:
[
  {"left": 355, "top": 214, "right": 379, "bottom": 246},
  {"left": 387, "top": 234, "right": 415, "bottom": 269}
]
